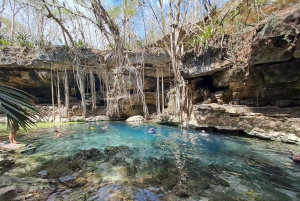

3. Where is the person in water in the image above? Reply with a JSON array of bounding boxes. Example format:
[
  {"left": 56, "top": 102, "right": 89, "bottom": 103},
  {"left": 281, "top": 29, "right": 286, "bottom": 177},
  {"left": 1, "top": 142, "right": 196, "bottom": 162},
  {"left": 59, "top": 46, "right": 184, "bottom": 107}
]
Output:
[
  {"left": 148, "top": 128, "right": 155, "bottom": 134},
  {"left": 288, "top": 148, "right": 300, "bottom": 162},
  {"left": 55, "top": 130, "right": 74, "bottom": 138},
  {"left": 102, "top": 125, "right": 109, "bottom": 130},
  {"left": 55, "top": 131, "right": 63, "bottom": 138}
]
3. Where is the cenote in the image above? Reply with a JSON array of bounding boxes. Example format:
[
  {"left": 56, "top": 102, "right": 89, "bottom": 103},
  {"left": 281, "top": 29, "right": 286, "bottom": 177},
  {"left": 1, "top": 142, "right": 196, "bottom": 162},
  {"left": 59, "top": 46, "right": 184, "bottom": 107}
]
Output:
[{"left": 3, "top": 122, "right": 300, "bottom": 201}]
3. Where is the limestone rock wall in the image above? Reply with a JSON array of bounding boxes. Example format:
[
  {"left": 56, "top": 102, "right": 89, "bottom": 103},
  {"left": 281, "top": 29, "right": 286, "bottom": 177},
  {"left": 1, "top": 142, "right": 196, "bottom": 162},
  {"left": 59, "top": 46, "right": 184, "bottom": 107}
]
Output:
[
  {"left": 182, "top": 8, "right": 300, "bottom": 108},
  {"left": 173, "top": 8, "right": 300, "bottom": 143},
  {"left": 190, "top": 104, "right": 300, "bottom": 144}
]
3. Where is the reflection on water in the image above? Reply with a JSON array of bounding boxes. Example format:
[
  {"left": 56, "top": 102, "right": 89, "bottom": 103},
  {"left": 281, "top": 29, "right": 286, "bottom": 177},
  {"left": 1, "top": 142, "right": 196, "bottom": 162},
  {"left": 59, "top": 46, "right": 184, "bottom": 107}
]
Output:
[{"left": 15, "top": 122, "right": 300, "bottom": 200}]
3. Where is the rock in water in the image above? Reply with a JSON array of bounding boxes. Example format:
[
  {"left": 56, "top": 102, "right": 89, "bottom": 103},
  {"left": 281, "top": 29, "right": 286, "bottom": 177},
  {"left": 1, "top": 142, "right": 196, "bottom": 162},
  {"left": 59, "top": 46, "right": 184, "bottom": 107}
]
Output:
[{"left": 0, "top": 186, "right": 17, "bottom": 201}]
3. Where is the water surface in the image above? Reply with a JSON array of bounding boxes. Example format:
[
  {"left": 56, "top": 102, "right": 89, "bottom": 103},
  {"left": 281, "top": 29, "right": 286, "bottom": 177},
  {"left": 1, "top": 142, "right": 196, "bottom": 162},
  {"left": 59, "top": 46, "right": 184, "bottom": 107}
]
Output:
[{"left": 13, "top": 122, "right": 300, "bottom": 200}]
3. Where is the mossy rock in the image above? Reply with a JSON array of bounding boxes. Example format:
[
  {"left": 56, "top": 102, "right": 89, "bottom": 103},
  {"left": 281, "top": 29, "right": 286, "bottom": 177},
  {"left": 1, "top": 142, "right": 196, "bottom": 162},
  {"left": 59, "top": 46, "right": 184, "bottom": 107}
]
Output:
[
  {"left": 67, "top": 160, "right": 85, "bottom": 171},
  {"left": 214, "top": 177, "right": 230, "bottom": 187},
  {"left": 208, "top": 190, "right": 248, "bottom": 201},
  {"left": 124, "top": 164, "right": 138, "bottom": 177},
  {"left": 161, "top": 176, "right": 178, "bottom": 190},
  {"left": 76, "top": 148, "right": 101, "bottom": 159},
  {"left": 259, "top": 187, "right": 293, "bottom": 201},
  {"left": 172, "top": 184, "right": 190, "bottom": 197},
  {"left": 104, "top": 146, "right": 131, "bottom": 156},
  {"left": 110, "top": 157, "right": 127, "bottom": 166}
]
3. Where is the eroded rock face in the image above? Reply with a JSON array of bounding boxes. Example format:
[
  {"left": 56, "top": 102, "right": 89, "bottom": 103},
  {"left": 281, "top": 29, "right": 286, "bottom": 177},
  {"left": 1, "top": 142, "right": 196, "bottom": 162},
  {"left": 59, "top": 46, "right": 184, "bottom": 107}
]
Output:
[
  {"left": 183, "top": 9, "right": 300, "bottom": 108},
  {"left": 189, "top": 104, "right": 300, "bottom": 143}
]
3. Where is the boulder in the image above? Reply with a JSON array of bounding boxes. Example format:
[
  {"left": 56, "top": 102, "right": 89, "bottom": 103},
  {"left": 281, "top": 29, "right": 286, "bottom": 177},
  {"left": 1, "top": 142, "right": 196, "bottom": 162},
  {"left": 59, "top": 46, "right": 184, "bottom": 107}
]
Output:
[
  {"left": 59, "top": 175, "right": 76, "bottom": 186},
  {"left": 76, "top": 148, "right": 101, "bottom": 159},
  {"left": 0, "top": 186, "right": 17, "bottom": 201},
  {"left": 126, "top": 115, "right": 144, "bottom": 122},
  {"left": 59, "top": 175, "right": 86, "bottom": 188},
  {"left": 86, "top": 115, "right": 109, "bottom": 122},
  {"left": 0, "top": 155, "right": 15, "bottom": 168},
  {"left": 172, "top": 184, "right": 190, "bottom": 197},
  {"left": 104, "top": 146, "right": 131, "bottom": 157}
]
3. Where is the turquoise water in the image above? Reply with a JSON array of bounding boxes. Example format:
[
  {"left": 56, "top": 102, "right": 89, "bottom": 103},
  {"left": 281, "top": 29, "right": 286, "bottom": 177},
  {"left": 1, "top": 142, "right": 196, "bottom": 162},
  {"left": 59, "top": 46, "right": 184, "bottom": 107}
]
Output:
[{"left": 20, "top": 122, "right": 300, "bottom": 200}]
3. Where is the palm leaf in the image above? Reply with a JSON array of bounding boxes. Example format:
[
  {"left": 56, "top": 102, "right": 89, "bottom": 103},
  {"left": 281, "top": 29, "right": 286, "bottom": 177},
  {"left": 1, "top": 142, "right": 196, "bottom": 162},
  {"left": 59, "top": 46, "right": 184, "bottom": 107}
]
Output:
[{"left": 0, "top": 84, "right": 41, "bottom": 131}]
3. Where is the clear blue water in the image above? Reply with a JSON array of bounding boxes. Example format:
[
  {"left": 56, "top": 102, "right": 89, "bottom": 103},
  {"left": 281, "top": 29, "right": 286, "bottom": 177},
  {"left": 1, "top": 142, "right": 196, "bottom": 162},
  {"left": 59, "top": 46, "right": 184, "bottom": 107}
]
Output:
[{"left": 19, "top": 122, "right": 300, "bottom": 200}]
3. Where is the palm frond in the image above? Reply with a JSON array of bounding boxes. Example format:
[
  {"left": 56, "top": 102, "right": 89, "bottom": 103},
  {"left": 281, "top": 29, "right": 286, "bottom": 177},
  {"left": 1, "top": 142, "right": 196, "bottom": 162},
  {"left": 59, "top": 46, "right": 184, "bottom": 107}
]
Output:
[{"left": 0, "top": 84, "right": 41, "bottom": 131}]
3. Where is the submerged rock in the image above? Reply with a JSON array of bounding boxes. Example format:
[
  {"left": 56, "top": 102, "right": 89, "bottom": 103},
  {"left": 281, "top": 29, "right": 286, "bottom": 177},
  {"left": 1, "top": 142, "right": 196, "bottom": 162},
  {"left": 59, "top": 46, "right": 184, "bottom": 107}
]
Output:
[
  {"left": 124, "top": 164, "right": 138, "bottom": 177},
  {"left": 76, "top": 148, "right": 102, "bottom": 159},
  {"left": 110, "top": 156, "right": 127, "bottom": 166},
  {"left": 214, "top": 177, "right": 230, "bottom": 187},
  {"left": 208, "top": 190, "right": 247, "bottom": 201},
  {"left": 59, "top": 175, "right": 87, "bottom": 188},
  {"left": 88, "top": 184, "right": 163, "bottom": 201},
  {"left": 47, "top": 189, "right": 73, "bottom": 201},
  {"left": 172, "top": 184, "right": 190, "bottom": 197},
  {"left": 37, "top": 170, "right": 48, "bottom": 177},
  {"left": 104, "top": 146, "right": 132, "bottom": 156},
  {"left": 59, "top": 175, "right": 76, "bottom": 186}
]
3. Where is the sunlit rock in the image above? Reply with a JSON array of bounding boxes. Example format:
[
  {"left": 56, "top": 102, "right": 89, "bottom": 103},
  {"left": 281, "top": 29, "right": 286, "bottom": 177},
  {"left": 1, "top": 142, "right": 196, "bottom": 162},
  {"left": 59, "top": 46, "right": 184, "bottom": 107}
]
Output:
[
  {"left": 86, "top": 115, "right": 109, "bottom": 122},
  {"left": 125, "top": 115, "right": 144, "bottom": 123}
]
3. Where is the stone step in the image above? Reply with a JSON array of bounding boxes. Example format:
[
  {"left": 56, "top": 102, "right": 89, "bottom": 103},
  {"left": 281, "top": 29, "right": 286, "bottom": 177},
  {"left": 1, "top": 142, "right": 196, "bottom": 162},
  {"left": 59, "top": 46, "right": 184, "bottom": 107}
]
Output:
[{"left": 0, "top": 143, "right": 36, "bottom": 154}]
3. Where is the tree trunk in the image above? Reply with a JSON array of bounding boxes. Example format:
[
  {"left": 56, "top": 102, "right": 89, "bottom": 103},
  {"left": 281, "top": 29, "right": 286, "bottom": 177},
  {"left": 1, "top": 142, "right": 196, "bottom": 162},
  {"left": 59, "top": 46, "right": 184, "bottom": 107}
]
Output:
[
  {"left": 51, "top": 67, "right": 55, "bottom": 121},
  {"left": 57, "top": 70, "right": 62, "bottom": 122},
  {"left": 156, "top": 67, "right": 161, "bottom": 115},
  {"left": 64, "top": 66, "right": 70, "bottom": 119},
  {"left": 90, "top": 69, "right": 97, "bottom": 111}
]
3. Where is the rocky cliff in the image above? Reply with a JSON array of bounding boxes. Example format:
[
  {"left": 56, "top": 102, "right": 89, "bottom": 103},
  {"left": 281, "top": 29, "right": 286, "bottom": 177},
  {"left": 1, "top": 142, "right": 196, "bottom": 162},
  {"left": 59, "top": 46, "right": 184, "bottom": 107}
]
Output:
[{"left": 164, "top": 8, "right": 300, "bottom": 144}]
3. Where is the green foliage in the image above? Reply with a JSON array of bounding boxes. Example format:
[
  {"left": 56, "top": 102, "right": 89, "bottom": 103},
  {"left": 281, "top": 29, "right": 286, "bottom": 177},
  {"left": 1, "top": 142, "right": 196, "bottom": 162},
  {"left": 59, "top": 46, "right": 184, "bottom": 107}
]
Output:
[
  {"left": 107, "top": 0, "right": 139, "bottom": 20},
  {"left": 188, "top": 26, "right": 214, "bottom": 48},
  {"left": 108, "top": 6, "right": 122, "bottom": 19},
  {"left": 33, "top": 39, "right": 44, "bottom": 48},
  {"left": 75, "top": 39, "right": 88, "bottom": 48},
  {"left": 136, "top": 40, "right": 143, "bottom": 47},
  {"left": 0, "top": 32, "right": 11, "bottom": 46},
  {"left": 108, "top": 43, "right": 115, "bottom": 50},
  {"left": 0, "top": 39, "right": 11, "bottom": 46},
  {"left": 0, "top": 84, "right": 41, "bottom": 132},
  {"left": 16, "top": 31, "right": 31, "bottom": 47},
  {"left": 123, "top": 0, "right": 139, "bottom": 18},
  {"left": 255, "top": 0, "right": 269, "bottom": 6}
]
